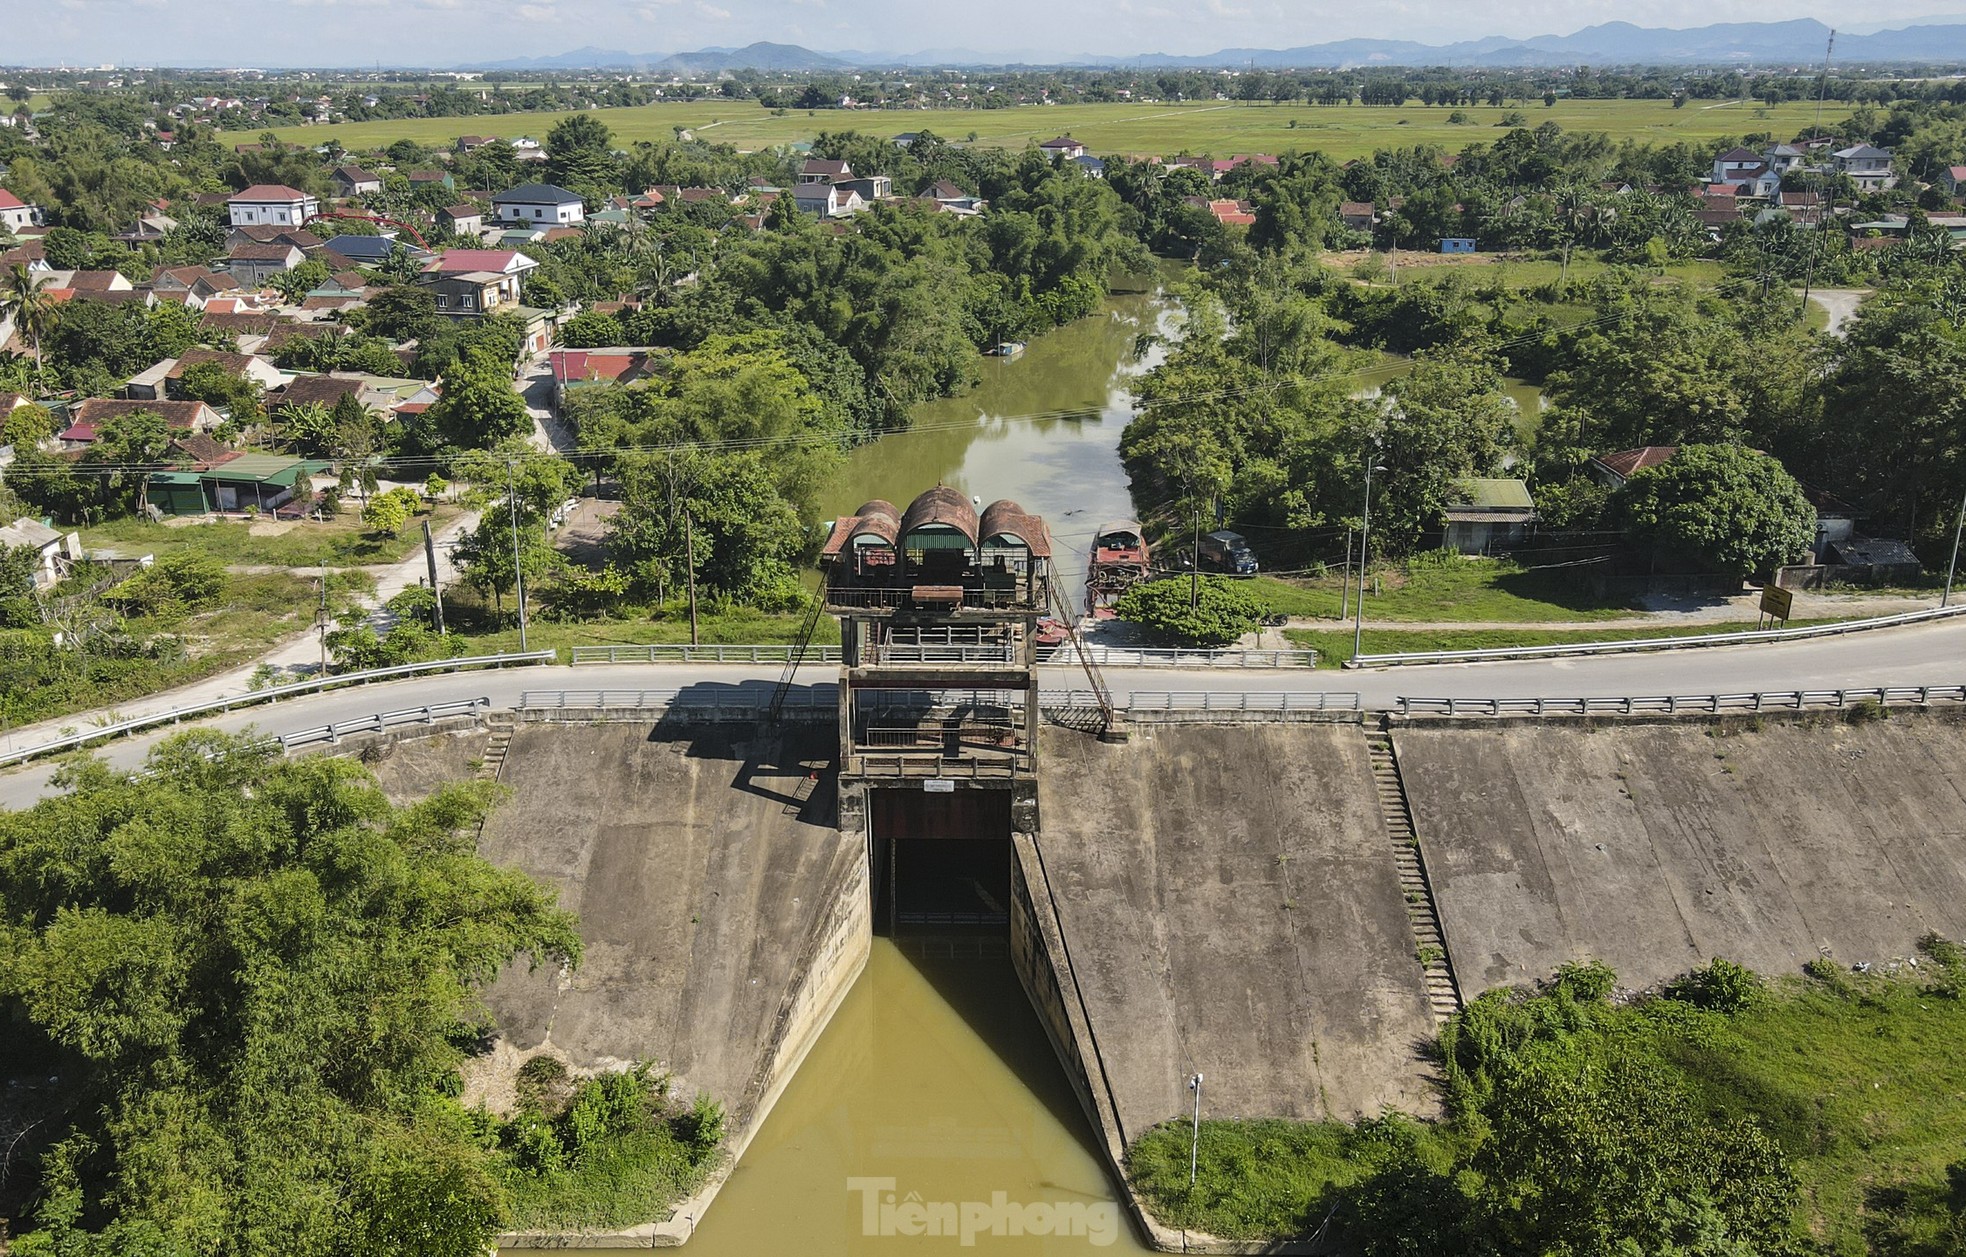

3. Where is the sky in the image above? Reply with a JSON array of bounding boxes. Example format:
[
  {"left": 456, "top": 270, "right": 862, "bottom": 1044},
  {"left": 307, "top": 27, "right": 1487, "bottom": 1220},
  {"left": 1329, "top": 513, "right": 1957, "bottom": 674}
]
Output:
[{"left": 8, "top": 0, "right": 1966, "bottom": 68}]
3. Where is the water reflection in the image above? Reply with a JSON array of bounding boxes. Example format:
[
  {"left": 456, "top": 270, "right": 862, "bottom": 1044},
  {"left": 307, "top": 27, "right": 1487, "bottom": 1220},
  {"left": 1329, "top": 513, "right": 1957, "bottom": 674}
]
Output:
[{"left": 820, "top": 285, "right": 1179, "bottom": 598}]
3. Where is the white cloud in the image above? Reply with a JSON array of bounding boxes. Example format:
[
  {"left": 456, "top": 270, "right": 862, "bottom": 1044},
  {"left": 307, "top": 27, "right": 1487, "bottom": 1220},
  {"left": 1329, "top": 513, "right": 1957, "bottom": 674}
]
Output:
[{"left": 693, "top": 0, "right": 730, "bottom": 16}]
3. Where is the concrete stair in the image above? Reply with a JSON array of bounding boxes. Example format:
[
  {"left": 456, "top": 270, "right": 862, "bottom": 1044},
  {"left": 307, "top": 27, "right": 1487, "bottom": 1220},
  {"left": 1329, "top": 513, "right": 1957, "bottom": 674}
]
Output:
[
  {"left": 478, "top": 712, "right": 515, "bottom": 783},
  {"left": 1366, "top": 730, "right": 1463, "bottom": 1024}
]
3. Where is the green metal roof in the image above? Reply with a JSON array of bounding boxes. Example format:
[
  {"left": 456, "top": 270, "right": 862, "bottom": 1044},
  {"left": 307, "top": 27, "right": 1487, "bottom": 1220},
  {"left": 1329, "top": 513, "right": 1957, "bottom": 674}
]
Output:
[
  {"left": 1450, "top": 478, "right": 1535, "bottom": 510},
  {"left": 202, "top": 453, "right": 308, "bottom": 486},
  {"left": 148, "top": 470, "right": 204, "bottom": 485}
]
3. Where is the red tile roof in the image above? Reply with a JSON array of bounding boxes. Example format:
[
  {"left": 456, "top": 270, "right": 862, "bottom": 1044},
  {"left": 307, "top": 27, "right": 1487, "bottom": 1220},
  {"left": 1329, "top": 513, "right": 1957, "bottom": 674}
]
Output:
[
  {"left": 1593, "top": 446, "right": 1679, "bottom": 479},
  {"left": 0, "top": 190, "right": 26, "bottom": 210}
]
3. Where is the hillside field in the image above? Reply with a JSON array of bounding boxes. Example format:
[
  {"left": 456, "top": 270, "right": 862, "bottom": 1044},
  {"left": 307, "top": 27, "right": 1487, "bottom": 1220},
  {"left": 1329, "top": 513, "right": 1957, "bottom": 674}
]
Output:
[{"left": 230, "top": 97, "right": 1831, "bottom": 161}]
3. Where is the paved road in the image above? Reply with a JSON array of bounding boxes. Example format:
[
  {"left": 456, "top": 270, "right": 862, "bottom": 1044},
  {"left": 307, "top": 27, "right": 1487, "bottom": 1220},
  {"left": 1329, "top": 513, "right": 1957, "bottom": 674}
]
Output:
[
  {"left": 3, "top": 615, "right": 1963, "bottom": 809},
  {"left": 1806, "top": 287, "right": 1868, "bottom": 337}
]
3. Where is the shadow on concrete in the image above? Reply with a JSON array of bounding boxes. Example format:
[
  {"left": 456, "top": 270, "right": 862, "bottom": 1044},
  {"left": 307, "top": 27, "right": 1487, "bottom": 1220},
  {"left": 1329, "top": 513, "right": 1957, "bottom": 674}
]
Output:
[
  {"left": 893, "top": 932, "right": 1108, "bottom": 1165},
  {"left": 637, "top": 709, "right": 839, "bottom": 828}
]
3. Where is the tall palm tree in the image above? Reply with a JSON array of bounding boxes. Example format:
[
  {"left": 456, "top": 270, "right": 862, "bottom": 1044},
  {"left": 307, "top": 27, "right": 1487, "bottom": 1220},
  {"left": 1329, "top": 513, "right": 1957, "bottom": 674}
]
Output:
[{"left": 0, "top": 262, "right": 58, "bottom": 394}]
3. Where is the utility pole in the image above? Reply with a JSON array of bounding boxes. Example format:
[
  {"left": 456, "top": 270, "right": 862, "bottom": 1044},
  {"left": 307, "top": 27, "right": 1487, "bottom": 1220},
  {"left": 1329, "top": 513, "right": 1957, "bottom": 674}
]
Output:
[
  {"left": 1945, "top": 485, "right": 1966, "bottom": 608},
  {"left": 317, "top": 560, "right": 327, "bottom": 674},
  {"left": 422, "top": 518, "right": 444, "bottom": 634},
  {"left": 1354, "top": 461, "right": 1384, "bottom": 663},
  {"left": 684, "top": 502, "right": 700, "bottom": 646},
  {"left": 1340, "top": 527, "right": 1352, "bottom": 622},
  {"left": 507, "top": 460, "right": 528, "bottom": 651},
  {"left": 1191, "top": 507, "right": 1201, "bottom": 609},
  {"left": 1187, "top": 1073, "right": 1204, "bottom": 1191},
  {"left": 1799, "top": 29, "right": 1836, "bottom": 317}
]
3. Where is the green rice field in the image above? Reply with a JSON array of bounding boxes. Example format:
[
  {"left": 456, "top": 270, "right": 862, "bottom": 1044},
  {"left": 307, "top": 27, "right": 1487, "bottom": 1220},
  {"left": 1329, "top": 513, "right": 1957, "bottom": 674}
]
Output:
[{"left": 231, "top": 97, "right": 1832, "bottom": 161}]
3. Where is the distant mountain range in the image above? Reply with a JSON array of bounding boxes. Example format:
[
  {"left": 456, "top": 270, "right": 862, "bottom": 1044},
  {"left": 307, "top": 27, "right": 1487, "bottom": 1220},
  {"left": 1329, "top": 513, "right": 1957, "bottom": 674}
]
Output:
[{"left": 472, "top": 19, "right": 1966, "bottom": 73}]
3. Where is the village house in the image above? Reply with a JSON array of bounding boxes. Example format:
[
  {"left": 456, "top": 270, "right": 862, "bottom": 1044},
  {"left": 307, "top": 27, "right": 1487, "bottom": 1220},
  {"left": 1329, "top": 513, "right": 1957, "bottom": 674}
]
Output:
[
  {"left": 1339, "top": 201, "right": 1377, "bottom": 231},
  {"left": 437, "top": 204, "right": 484, "bottom": 236},
  {"left": 793, "top": 183, "right": 865, "bottom": 218},
  {"left": 1442, "top": 478, "right": 1537, "bottom": 554},
  {"left": 1039, "top": 136, "right": 1086, "bottom": 161},
  {"left": 491, "top": 182, "right": 585, "bottom": 226},
  {"left": 1588, "top": 445, "right": 1679, "bottom": 489},
  {"left": 222, "top": 242, "right": 306, "bottom": 287},
  {"left": 419, "top": 248, "right": 538, "bottom": 303},
  {"left": 57, "top": 398, "right": 223, "bottom": 448},
  {"left": 225, "top": 184, "right": 321, "bottom": 228},
  {"left": 0, "top": 188, "right": 42, "bottom": 232},
  {"left": 799, "top": 158, "right": 851, "bottom": 185},
  {"left": 0, "top": 517, "right": 79, "bottom": 589},
  {"left": 329, "top": 165, "right": 382, "bottom": 198},
  {"left": 125, "top": 348, "right": 288, "bottom": 402},
  {"left": 1833, "top": 144, "right": 1896, "bottom": 191}
]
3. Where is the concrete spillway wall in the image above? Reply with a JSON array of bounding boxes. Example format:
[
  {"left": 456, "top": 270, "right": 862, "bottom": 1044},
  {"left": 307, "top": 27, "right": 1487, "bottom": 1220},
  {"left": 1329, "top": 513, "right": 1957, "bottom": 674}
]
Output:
[
  {"left": 468, "top": 721, "right": 867, "bottom": 1247},
  {"left": 1392, "top": 711, "right": 1966, "bottom": 995},
  {"left": 1028, "top": 724, "right": 1440, "bottom": 1146}
]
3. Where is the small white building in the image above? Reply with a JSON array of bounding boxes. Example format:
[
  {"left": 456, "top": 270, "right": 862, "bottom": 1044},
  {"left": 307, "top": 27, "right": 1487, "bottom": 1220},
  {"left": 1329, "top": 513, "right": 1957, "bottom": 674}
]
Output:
[
  {"left": 226, "top": 184, "right": 321, "bottom": 228},
  {"left": 491, "top": 182, "right": 585, "bottom": 226},
  {"left": 0, "top": 188, "right": 42, "bottom": 232},
  {"left": 0, "top": 517, "right": 79, "bottom": 590}
]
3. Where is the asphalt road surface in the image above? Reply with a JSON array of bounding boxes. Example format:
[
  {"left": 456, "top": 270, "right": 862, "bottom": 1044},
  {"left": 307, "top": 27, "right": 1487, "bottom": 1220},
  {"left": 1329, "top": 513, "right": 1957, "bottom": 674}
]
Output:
[{"left": 2, "top": 614, "right": 1962, "bottom": 809}]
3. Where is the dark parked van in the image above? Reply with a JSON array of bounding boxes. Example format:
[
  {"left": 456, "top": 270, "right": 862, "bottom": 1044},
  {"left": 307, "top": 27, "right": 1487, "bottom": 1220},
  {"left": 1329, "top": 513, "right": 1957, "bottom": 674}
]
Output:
[{"left": 1198, "top": 529, "right": 1258, "bottom": 574}]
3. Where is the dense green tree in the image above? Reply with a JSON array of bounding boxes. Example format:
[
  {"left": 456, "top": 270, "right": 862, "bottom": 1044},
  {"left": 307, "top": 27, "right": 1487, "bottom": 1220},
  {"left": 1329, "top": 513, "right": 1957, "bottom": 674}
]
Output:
[
  {"left": 418, "top": 345, "right": 530, "bottom": 451},
  {"left": 1113, "top": 576, "right": 1269, "bottom": 647},
  {"left": 0, "top": 736, "right": 579, "bottom": 1255},
  {"left": 1612, "top": 444, "right": 1817, "bottom": 578},
  {"left": 1365, "top": 346, "right": 1519, "bottom": 554},
  {"left": 607, "top": 448, "right": 807, "bottom": 608}
]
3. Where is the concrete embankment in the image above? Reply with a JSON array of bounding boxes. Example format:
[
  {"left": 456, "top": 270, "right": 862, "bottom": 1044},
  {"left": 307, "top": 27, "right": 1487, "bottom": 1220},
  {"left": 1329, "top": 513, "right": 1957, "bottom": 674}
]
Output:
[
  {"left": 453, "top": 720, "right": 866, "bottom": 1247},
  {"left": 1029, "top": 724, "right": 1439, "bottom": 1147},
  {"left": 1392, "top": 711, "right": 1966, "bottom": 994}
]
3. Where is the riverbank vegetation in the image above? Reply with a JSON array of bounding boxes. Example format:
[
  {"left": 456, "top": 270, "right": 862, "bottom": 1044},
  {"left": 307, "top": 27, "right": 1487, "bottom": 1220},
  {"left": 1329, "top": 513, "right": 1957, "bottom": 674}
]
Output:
[
  {"left": 1128, "top": 949, "right": 1966, "bottom": 1254},
  {"left": 0, "top": 735, "right": 720, "bottom": 1253}
]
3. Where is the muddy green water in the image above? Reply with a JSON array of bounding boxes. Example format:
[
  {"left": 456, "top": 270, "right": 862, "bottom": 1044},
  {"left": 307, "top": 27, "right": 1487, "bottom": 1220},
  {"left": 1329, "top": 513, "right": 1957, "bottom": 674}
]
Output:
[
  {"left": 819, "top": 283, "right": 1178, "bottom": 598},
  {"left": 537, "top": 940, "right": 1156, "bottom": 1254}
]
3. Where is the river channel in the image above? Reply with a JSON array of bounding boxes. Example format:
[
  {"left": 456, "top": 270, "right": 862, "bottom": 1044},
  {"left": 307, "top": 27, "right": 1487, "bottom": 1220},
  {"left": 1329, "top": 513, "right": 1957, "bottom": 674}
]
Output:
[
  {"left": 818, "top": 280, "right": 1179, "bottom": 598},
  {"left": 510, "top": 292, "right": 1176, "bottom": 1256}
]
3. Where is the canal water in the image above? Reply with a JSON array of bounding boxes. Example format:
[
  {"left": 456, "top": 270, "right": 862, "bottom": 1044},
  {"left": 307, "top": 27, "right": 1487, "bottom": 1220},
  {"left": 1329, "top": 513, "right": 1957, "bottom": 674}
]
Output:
[
  {"left": 818, "top": 281, "right": 1179, "bottom": 599},
  {"left": 547, "top": 940, "right": 1156, "bottom": 1255}
]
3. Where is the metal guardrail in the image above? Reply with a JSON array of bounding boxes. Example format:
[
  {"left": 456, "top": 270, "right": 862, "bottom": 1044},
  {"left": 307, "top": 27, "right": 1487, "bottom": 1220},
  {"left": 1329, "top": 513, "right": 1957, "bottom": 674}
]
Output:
[
  {"left": 277, "top": 699, "right": 491, "bottom": 750},
  {"left": 517, "top": 688, "right": 1363, "bottom": 716},
  {"left": 1351, "top": 604, "right": 1966, "bottom": 667},
  {"left": 1035, "top": 645, "right": 1319, "bottom": 668},
  {"left": 1393, "top": 685, "right": 1966, "bottom": 717},
  {"left": 0, "top": 651, "right": 557, "bottom": 768},
  {"left": 569, "top": 644, "right": 844, "bottom": 665},
  {"left": 569, "top": 643, "right": 1318, "bottom": 668}
]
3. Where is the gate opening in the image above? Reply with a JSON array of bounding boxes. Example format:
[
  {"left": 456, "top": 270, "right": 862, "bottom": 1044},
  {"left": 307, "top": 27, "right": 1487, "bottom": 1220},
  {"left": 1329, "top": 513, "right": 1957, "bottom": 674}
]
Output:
[{"left": 869, "top": 788, "right": 1012, "bottom": 933}]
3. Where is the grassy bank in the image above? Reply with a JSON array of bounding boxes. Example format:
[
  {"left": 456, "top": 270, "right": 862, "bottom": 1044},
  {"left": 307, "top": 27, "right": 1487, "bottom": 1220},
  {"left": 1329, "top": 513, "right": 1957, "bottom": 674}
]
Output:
[
  {"left": 1252, "top": 558, "right": 1634, "bottom": 625},
  {"left": 1128, "top": 952, "right": 1966, "bottom": 1254},
  {"left": 1286, "top": 618, "right": 1832, "bottom": 665},
  {"left": 233, "top": 98, "right": 1830, "bottom": 162},
  {"left": 81, "top": 507, "right": 459, "bottom": 569},
  {"left": 1, "top": 570, "right": 367, "bottom": 729}
]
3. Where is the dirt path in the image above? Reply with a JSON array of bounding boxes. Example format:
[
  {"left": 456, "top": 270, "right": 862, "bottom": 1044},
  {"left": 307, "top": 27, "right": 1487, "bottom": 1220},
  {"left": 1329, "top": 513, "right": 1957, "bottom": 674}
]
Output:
[{"left": 1806, "top": 288, "right": 1868, "bottom": 337}]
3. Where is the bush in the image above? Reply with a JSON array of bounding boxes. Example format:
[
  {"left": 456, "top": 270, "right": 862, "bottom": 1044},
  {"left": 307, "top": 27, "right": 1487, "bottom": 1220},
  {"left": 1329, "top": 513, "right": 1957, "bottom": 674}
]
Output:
[
  {"left": 1114, "top": 576, "right": 1269, "bottom": 647},
  {"left": 1665, "top": 957, "right": 1765, "bottom": 1012}
]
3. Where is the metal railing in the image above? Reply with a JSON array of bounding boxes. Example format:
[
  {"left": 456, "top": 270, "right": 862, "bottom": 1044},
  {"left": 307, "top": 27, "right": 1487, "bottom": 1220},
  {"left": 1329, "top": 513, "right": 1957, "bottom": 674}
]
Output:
[
  {"left": 569, "top": 642, "right": 1319, "bottom": 669},
  {"left": 1351, "top": 604, "right": 1966, "bottom": 667},
  {"left": 1393, "top": 685, "right": 1966, "bottom": 718},
  {"left": 277, "top": 699, "right": 491, "bottom": 750},
  {"left": 518, "top": 687, "right": 1365, "bottom": 717},
  {"left": 569, "top": 644, "right": 843, "bottom": 665},
  {"left": 1035, "top": 645, "right": 1319, "bottom": 668},
  {"left": 0, "top": 651, "right": 557, "bottom": 768}
]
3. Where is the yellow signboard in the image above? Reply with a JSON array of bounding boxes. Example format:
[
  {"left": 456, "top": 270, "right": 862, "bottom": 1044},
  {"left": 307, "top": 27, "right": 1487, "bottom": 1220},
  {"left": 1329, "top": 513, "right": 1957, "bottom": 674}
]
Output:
[{"left": 1760, "top": 584, "right": 1795, "bottom": 621}]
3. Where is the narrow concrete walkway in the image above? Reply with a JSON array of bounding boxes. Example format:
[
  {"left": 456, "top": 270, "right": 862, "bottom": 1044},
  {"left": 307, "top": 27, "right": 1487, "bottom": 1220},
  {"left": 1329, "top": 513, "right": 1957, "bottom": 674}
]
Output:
[{"left": 1287, "top": 589, "right": 1936, "bottom": 634}]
